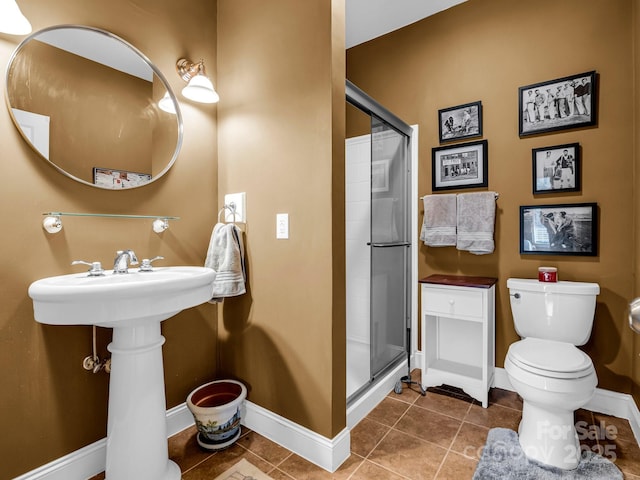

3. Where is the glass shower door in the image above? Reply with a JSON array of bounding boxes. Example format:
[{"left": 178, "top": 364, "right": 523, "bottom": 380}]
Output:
[{"left": 369, "top": 115, "right": 410, "bottom": 381}]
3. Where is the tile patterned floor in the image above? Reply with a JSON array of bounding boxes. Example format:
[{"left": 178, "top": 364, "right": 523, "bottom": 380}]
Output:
[{"left": 91, "top": 371, "right": 640, "bottom": 479}]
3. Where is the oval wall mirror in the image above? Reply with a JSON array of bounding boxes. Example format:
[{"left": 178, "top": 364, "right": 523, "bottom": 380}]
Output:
[{"left": 5, "top": 25, "right": 183, "bottom": 189}]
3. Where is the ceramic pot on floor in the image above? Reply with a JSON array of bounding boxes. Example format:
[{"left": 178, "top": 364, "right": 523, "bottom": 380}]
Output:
[{"left": 186, "top": 379, "right": 247, "bottom": 450}]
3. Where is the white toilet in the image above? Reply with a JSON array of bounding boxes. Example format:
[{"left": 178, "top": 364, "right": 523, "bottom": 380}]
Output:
[{"left": 505, "top": 278, "right": 599, "bottom": 470}]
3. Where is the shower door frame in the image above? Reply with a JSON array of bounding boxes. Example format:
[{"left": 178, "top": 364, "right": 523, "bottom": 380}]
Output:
[{"left": 345, "top": 80, "right": 419, "bottom": 407}]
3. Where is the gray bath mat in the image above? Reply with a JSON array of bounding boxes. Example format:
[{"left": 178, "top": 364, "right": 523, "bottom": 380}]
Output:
[{"left": 472, "top": 428, "right": 623, "bottom": 479}]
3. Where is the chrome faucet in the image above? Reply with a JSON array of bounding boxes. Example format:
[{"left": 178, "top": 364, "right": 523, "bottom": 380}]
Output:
[{"left": 113, "top": 250, "right": 138, "bottom": 274}]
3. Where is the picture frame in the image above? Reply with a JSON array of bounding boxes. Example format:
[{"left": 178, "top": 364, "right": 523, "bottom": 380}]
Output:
[
  {"left": 371, "top": 159, "right": 390, "bottom": 193},
  {"left": 438, "top": 101, "right": 482, "bottom": 143},
  {"left": 519, "top": 71, "right": 596, "bottom": 137},
  {"left": 519, "top": 202, "right": 597, "bottom": 256},
  {"left": 532, "top": 143, "right": 580, "bottom": 194},
  {"left": 432, "top": 139, "right": 488, "bottom": 192},
  {"left": 93, "top": 167, "right": 152, "bottom": 189}
]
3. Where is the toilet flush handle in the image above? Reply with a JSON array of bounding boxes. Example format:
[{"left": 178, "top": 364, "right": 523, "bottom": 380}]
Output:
[{"left": 510, "top": 293, "right": 521, "bottom": 299}]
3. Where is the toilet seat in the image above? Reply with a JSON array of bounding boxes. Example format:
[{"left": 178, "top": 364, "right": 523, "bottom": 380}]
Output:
[{"left": 507, "top": 338, "right": 593, "bottom": 379}]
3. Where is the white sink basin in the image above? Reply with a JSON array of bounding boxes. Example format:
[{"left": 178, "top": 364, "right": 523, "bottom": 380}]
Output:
[
  {"left": 29, "top": 266, "right": 216, "bottom": 327},
  {"left": 28, "top": 266, "right": 216, "bottom": 480}
]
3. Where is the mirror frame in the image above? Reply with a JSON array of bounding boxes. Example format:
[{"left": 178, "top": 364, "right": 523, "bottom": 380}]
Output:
[{"left": 4, "top": 24, "right": 183, "bottom": 190}]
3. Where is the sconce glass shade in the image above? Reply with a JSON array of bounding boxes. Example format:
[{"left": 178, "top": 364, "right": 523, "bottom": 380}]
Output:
[
  {"left": 182, "top": 74, "right": 219, "bottom": 104},
  {"left": 0, "top": 0, "right": 32, "bottom": 35},
  {"left": 176, "top": 58, "right": 219, "bottom": 104},
  {"left": 158, "top": 92, "right": 177, "bottom": 114}
]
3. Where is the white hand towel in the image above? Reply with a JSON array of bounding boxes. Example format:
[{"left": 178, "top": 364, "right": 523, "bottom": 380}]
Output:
[
  {"left": 456, "top": 192, "right": 496, "bottom": 255},
  {"left": 205, "top": 223, "right": 246, "bottom": 302},
  {"left": 420, "top": 194, "right": 457, "bottom": 246}
]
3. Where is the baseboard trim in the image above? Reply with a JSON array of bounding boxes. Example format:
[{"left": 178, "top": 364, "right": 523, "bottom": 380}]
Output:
[
  {"left": 242, "top": 400, "right": 350, "bottom": 473},
  {"left": 494, "top": 367, "right": 640, "bottom": 445},
  {"left": 14, "top": 398, "right": 350, "bottom": 479},
  {"left": 12, "top": 440, "right": 106, "bottom": 480},
  {"left": 13, "top": 403, "right": 194, "bottom": 480},
  {"left": 16, "top": 363, "right": 639, "bottom": 479}
]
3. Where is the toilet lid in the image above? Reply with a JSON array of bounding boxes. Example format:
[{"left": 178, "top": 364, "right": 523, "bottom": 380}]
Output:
[{"left": 508, "top": 338, "right": 594, "bottom": 379}]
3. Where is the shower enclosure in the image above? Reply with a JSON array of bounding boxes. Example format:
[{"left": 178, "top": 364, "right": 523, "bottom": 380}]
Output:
[{"left": 345, "top": 81, "right": 415, "bottom": 404}]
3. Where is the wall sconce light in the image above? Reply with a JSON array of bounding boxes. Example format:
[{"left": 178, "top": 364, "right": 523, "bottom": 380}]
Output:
[
  {"left": 0, "top": 0, "right": 32, "bottom": 35},
  {"left": 158, "top": 92, "right": 177, "bottom": 114},
  {"left": 176, "top": 58, "right": 219, "bottom": 104}
]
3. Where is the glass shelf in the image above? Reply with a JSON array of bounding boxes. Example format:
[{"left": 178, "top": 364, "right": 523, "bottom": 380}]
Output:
[{"left": 43, "top": 212, "right": 179, "bottom": 220}]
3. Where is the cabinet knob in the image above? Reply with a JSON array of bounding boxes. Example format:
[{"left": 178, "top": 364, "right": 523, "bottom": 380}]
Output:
[{"left": 448, "top": 299, "right": 455, "bottom": 305}]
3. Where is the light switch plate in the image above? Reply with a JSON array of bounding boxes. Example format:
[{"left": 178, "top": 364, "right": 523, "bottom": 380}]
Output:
[
  {"left": 276, "top": 213, "right": 289, "bottom": 239},
  {"left": 224, "top": 192, "right": 246, "bottom": 223}
]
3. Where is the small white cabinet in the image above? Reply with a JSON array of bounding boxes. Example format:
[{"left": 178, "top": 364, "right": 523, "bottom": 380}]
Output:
[{"left": 420, "top": 275, "right": 497, "bottom": 407}]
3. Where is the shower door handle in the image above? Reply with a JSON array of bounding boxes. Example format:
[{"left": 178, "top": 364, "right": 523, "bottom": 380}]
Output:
[{"left": 367, "top": 242, "right": 411, "bottom": 248}]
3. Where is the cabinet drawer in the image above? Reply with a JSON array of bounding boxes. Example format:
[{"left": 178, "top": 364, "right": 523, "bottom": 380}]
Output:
[{"left": 422, "top": 286, "right": 484, "bottom": 319}]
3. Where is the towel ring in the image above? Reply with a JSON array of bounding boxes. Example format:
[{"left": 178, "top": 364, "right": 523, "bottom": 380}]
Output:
[{"left": 217, "top": 204, "right": 237, "bottom": 224}]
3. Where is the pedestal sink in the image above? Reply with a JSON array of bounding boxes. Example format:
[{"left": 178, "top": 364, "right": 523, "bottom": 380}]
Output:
[{"left": 28, "top": 266, "right": 216, "bottom": 480}]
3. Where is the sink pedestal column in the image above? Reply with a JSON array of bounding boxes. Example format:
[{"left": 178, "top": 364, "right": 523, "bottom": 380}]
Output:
[{"left": 105, "top": 319, "right": 180, "bottom": 480}]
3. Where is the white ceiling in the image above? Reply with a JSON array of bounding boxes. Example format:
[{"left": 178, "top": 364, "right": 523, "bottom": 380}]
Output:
[
  {"left": 346, "top": 0, "right": 468, "bottom": 49},
  {"left": 37, "top": 28, "right": 153, "bottom": 81},
  {"left": 36, "top": 3, "right": 468, "bottom": 77}
]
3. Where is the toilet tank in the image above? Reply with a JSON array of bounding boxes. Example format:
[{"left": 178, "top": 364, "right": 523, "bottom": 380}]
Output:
[{"left": 507, "top": 278, "right": 600, "bottom": 345}]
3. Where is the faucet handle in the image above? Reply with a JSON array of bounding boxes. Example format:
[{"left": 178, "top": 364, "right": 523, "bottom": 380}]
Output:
[
  {"left": 139, "top": 256, "right": 165, "bottom": 272},
  {"left": 72, "top": 260, "right": 105, "bottom": 276}
]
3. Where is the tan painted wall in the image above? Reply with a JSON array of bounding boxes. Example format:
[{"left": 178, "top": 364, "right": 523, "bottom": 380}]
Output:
[
  {"left": 152, "top": 76, "right": 178, "bottom": 178},
  {"left": 216, "top": 0, "right": 346, "bottom": 438},
  {"left": 347, "top": 0, "right": 637, "bottom": 401},
  {"left": 633, "top": 1, "right": 640, "bottom": 404},
  {"left": 8, "top": 40, "right": 153, "bottom": 182},
  {"left": 0, "top": 0, "right": 218, "bottom": 477}
]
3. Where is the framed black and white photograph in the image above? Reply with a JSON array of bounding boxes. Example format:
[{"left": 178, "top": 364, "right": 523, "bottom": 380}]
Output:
[
  {"left": 519, "top": 71, "right": 596, "bottom": 137},
  {"left": 93, "top": 167, "right": 152, "bottom": 189},
  {"left": 438, "top": 101, "right": 482, "bottom": 143},
  {"left": 432, "top": 140, "right": 488, "bottom": 192},
  {"left": 519, "top": 203, "right": 597, "bottom": 256},
  {"left": 532, "top": 143, "right": 580, "bottom": 194}
]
